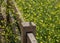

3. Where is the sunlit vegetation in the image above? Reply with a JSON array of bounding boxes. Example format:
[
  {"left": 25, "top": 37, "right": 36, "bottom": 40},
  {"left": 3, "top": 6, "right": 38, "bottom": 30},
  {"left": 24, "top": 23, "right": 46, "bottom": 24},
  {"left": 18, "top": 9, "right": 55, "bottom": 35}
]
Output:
[
  {"left": 0, "top": 0, "right": 60, "bottom": 43},
  {"left": 15, "top": 0, "right": 60, "bottom": 43}
]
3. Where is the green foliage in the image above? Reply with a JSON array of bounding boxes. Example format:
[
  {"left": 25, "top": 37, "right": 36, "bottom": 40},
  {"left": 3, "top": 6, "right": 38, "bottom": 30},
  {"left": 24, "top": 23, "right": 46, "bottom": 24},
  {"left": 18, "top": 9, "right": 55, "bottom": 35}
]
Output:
[
  {"left": 16, "top": 0, "right": 60, "bottom": 43},
  {"left": 0, "top": 0, "right": 21, "bottom": 43},
  {"left": 0, "top": 0, "right": 60, "bottom": 43}
]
